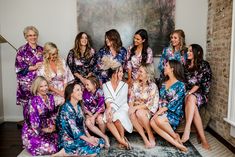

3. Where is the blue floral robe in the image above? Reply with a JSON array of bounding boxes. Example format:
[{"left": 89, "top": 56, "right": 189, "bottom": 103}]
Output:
[
  {"left": 158, "top": 46, "right": 187, "bottom": 78},
  {"left": 159, "top": 81, "right": 186, "bottom": 130},
  {"left": 57, "top": 101, "right": 104, "bottom": 156},
  {"left": 93, "top": 47, "right": 127, "bottom": 83}
]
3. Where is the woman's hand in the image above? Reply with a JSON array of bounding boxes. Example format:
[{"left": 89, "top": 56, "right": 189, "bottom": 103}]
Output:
[
  {"left": 128, "top": 106, "right": 137, "bottom": 116},
  {"left": 106, "top": 107, "right": 113, "bottom": 123},
  {"left": 87, "top": 136, "right": 99, "bottom": 146}
]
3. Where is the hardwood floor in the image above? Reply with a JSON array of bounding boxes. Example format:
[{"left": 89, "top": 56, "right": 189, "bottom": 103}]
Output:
[{"left": 0, "top": 122, "right": 23, "bottom": 157}]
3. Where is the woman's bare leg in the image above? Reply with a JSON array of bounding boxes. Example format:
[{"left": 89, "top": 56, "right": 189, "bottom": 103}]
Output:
[
  {"left": 150, "top": 117, "right": 187, "bottom": 152},
  {"left": 129, "top": 110, "right": 152, "bottom": 148},
  {"left": 181, "top": 95, "right": 197, "bottom": 143},
  {"left": 86, "top": 117, "right": 109, "bottom": 148},
  {"left": 193, "top": 107, "right": 210, "bottom": 149},
  {"left": 136, "top": 109, "right": 156, "bottom": 147},
  {"left": 106, "top": 122, "right": 127, "bottom": 147}
]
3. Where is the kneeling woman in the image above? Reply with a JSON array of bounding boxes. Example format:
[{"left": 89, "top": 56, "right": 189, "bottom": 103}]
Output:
[
  {"left": 22, "top": 76, "right": 58, "bottom": 156},
  {"left": 53, "top": 82, "right": 104, "bottom": 157},
  {"left": 102, "top": 56, "right": 133, "bottom": 149},
  {"left": 150, "top": 60, "right": 187, "bottom": 152}
]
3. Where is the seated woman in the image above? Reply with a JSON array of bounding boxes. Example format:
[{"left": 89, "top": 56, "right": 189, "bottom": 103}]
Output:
[
  {"left": 102, "top": 56, "right": 133, "bottom": 149},
  {"left": 53, "top": 82, "right": 104, "bottom": 157},
  {"left": 150, "top": 60, "right": 187, "bottom": 152},
  {"left": 83, "top": 75, "right": 110, "bottom": 148},
  {"left": 67, "top": 32, "right": 95, "bottom": 84},
  {"left": 93, "top": 29, "right": 127, "bottom": 84},
  {"left": 128, "top": 63, "right": 158, "bottom": 149},
  {"left": 21, "top": 76, "right": 58, "bottom": 156},
  {"left": 181, "top": 44, "right": 211, "bottom": 149},
  {"left": 37, "top": 42, "right": 74, "bottom": 107},
  {"left": 126, "top": 29, "right": 153, "bottom": 86}
]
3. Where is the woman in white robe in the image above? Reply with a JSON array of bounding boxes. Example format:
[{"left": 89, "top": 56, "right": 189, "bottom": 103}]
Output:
[{"left": 101, "top": 56, "right": 133, "bottom": 149}]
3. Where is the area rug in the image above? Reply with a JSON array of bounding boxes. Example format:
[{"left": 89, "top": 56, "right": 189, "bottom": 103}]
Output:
[
  {"left": 18, "top": 132, "right": 201, "bottom": 157},
  {"left": 99, "top": 132, "right": 202, "bottom": 157}
]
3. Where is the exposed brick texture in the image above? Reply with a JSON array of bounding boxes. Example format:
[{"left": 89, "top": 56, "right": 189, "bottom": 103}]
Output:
[{"left": 206, "top": 0, "right": 235, "bottom": 147}]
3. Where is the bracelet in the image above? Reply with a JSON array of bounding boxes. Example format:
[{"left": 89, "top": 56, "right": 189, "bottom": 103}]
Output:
[{"left": 188, "top": 91, "right": 192, "bottom": 95}]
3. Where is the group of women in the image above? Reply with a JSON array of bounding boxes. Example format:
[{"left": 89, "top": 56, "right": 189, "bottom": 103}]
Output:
[{"left": 15, "top": 25, "right": 212, "bottom": 156}]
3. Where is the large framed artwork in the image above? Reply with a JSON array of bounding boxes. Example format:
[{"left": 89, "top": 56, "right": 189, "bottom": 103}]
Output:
[{"left": 77, "top": 0, "right": 175, "bottom": 56}]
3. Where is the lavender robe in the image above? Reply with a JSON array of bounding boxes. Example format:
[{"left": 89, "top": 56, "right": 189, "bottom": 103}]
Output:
[
  {"left": 22, "top": 93, "right": 58, "bottom": 156},
  {"left": 15, "top": 43, "right": 43, "bottom": 118}
]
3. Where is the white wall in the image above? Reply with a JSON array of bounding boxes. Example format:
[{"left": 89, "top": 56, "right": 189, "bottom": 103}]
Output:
[
  {"left": 0, "top": 0, "right": 77, "bottom": 121},
  {"left": 175, "top": 0, "right": 208, "bottom": 52},
  {"left": 0, "top": 0, "right": 207, "bottom": 121}
]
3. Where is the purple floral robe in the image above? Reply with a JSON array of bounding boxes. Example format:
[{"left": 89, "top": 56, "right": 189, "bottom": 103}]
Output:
[
  {"left": 22, "top": 93, "right": 58, "bottom": 156},
  {"left": 82, "top": 88, "right": 105, "bottom": 114},
  {"left": 15, "top": 43, "right": 43, "bottom": 118}
]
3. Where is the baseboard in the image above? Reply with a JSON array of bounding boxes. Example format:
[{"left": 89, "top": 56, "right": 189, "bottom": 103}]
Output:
[
  {"left": 206, "top": 126, "right": 235, "bottom": 154},
  {"left": 4, "top": 116, "right": 23, "bottom": 122},
  {"left": 0, "top": 116, "right": 4, "bottom": 124}
]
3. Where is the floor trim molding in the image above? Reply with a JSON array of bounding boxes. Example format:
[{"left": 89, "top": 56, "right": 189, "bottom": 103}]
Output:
[{"left": 206, "top": 126, "right": 235, "bottom": 154}]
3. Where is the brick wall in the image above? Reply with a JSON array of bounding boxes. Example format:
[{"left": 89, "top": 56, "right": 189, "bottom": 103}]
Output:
[{"left": 207, "top": 0, "right": 235, "bottom": 146}]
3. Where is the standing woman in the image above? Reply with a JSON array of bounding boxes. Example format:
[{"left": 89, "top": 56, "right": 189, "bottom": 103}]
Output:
[
  {"left": 93, "top": 29, "right": 127, "bottom": 84},
  {"left": 37, "top": 42, "right": 74, "bottom": 107},
  {"left": 126, "top": 29, "right": 153, "bottom": 86},
  {"left": 157, "top": 29, "right": 187, "bottom": 84},
  {"left": 15, "top": 26, "right": 43, "bottom": 119},
  {"left": 22, "top": 76, "right": 58, "bottom": 156},
  {"left": 181, "top": 44, "right": 211, "bottom": 149},
  {"left": 53, "top": 82, "right": 104, "bottom": 157},
  {"left": 102, "top": 56, "right": 133, "bottom": 149},
  {"left": 67, "top": 32, "right": 95, "bottom": 84},
  {"left": 150, "top": 60, "right": 187, "bottom": 152},
  {"left": 128, "top": 63, "right": 158, "bottom": 148}
]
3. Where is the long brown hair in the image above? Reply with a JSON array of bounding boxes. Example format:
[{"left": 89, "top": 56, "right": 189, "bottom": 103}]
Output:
[
  {"left": 104, "top": 29, "right": 123, "bottom": 53},
  {"left": 186, "top": 44, "right": 204, "bottom": 71},
  {"left": 167, "top": 60, "right": 185, "bottom": 82},
  {"left": 72, "top": 32, "right": 92, "bottom": 60}
]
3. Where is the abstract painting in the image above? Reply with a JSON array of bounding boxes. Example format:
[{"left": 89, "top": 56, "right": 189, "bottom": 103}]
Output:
[{"left": 77, "top": 0, "right": 175, "bottom": 56}]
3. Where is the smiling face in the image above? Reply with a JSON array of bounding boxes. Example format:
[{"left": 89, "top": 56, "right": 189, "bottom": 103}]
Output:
[
  {"left": 170, "top": 33, "right": 180, "bottom": 48},
  {"left": 37, "top": 80, "right": 48, "bottom": 96},
  {"left": 187, "top": 46, "right": 194, "bottom": 60},
  {"left": 80, "top": 33, "right": 88, "bottom": 46},
  {"left": 26, "top": 30, "right": 38, "bottom": 45},
  {"left": 137, "top": 66, "right": 148, "bottom": 82},
  {"left": 133, "top": 34, "right": 145, "bottom": 46},
  {"left": 71, "top": 84, "right": 82, "bottom": 101},
  {"left": 49, "top": 49, "right": 58, "bottom": 62},
  {"left": 164, "top": 62, "right": 173, "bottom": 76},
  {"left": 85, "top": 79, "right": 96, "bottom": 93},
  {"left": 105, "top": 36, "right": 112, "bottom": 47}
]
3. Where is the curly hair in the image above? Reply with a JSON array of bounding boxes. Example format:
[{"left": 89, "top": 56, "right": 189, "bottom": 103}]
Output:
[{"left": 43, "top": 42, "right": 64, "bottom": 81}]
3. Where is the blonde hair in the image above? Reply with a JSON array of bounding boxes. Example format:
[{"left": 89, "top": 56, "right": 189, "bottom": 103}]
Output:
[
  {"left": 43, "top": 42, "right": 64, "bottom": 81},
  {"left": 170, "top": 29, "right": 186, "bottom": 53},
  {"left": 30, "top": 76, "right": 48, "bottom": 95},
  {"left": 140, "top": 63, "right": 155, "bottom": 83},
  {"left": 23, "top": 26, "right": 39, "bottom": 39}
]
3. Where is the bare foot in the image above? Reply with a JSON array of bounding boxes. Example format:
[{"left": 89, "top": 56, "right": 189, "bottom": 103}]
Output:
[
  {"left": 202, "top": 142, "right": 210, "bottom": 150},
  {"left": 181, "top": 130, "right": 190, "bottom": 143},
  {"left": 178, "top": 144, "right": 188, "bottom": 152},
  {"left": 104, "top": 136, "right": 110, "bottom": 149},
  {"left": 175, "top": 133, "right": 183, "bottom": 145},
  {"left": 144, "top": 141, "right": 154, "bottom": 149}
]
